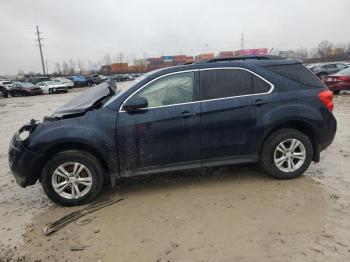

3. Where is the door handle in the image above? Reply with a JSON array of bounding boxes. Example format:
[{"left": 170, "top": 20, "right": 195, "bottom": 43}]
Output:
[
  {"left": 254, "top": 99, "right": 268, "bottom": 106},
  {"left": 179, "top": 111, "right": 197, "bottom": 118}
]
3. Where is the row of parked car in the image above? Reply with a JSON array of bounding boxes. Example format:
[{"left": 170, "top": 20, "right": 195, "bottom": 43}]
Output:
[
  {"left": 307, "top": 62, "right": 350, "bottom": 94},
  {"left": 0, "top": 73, "right": 140, "bottom": 98}
]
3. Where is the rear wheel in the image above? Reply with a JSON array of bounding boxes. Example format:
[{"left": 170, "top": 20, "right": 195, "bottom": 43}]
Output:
[
  {"left": 260, "top": 129, "right": 313, "bottom": 179},
  {"left": 41, "top": 150, "right": 104, "bottom": 206}
]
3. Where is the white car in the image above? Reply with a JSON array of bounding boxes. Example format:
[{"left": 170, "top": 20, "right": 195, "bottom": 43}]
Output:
[
  {"left": 0, "top": 80, "right": 14, "bottom": 90},
  {"left": 36, "top": 81, "right": 68, "bottom": 94},
  {"left": 52, "top": 77, "right": 75, "bottom": 88}
]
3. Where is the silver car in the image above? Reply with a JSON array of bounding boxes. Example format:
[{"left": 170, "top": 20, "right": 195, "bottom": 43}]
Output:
[{"left": 311, "top": 62, "right": 349, "bottom": 79}]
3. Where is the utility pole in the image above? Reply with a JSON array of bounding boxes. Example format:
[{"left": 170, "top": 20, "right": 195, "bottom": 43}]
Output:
[
  {"left": 45, "top": 59, "right": 49, "bottom": 74},
  {"left": 240, "top": 33, "right": 244, "bottom": 50},
  {"left": 35, "top": 26, "right": 46, "bottom": 75}
]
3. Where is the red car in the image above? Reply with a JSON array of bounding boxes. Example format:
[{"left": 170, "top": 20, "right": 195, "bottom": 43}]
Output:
[
  {"left": 10, "top": 82, "right": 43, "bottom": 96},
  {"left": 323, "top": 67, "right": 350, "bottom": 94}
]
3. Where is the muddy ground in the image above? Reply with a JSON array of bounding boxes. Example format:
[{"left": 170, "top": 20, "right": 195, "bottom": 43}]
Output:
[{"left": 0, "top": 85, "right": 350, "bottom": 262}]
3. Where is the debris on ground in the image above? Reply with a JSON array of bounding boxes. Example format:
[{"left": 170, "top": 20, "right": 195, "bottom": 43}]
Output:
[
  {"left": 155, "top": 242, "right": 179, "bottom": 262},
  {"left": 70, "top": 245, "right": 89, "bottom": 251},
  {"left": 43, "top": 196, "right": 123, "bottom": 236}
]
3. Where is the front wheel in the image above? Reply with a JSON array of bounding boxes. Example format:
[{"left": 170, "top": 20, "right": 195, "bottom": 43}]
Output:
[
  {"left": 333, "top": 90, "right": 340, "bottom": 95},
  {"left": 48, "top": 88, "right": 53, "bottom": 94},
  {"left": 260, "top": 129, "right": 313, "bottom": 179},
  {"left": 41, "top": 150, "right": 104, "bottom": 206}
]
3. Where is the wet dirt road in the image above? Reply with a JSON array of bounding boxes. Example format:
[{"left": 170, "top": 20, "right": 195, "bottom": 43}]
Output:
[{"left": 1, "top": 86, "right": 350, "bottom": 261}]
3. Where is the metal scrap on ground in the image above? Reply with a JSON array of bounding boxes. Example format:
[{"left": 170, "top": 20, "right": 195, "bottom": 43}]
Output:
[{"left": 43, "top": 196, "right": 123, "bottom": 236}]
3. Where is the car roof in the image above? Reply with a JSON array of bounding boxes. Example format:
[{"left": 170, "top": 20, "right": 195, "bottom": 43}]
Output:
[{"left": 147, "top": 56, "right": 302, "bottom": 77}]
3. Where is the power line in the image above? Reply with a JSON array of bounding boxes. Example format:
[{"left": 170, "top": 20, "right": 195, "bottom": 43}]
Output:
[{"left": 35, "top": 26, "right": 46, "bottom": 75}]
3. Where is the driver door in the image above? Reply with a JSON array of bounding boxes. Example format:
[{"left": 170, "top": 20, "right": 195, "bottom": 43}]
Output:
[{"left": 116, "top": 71, "right": 201, "bottom": 176}]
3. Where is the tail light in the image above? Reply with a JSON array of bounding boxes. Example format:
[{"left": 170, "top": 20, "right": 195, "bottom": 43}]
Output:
[
  {"left": 318, "top": 90, "right": 334, "bottom": 111},
  {"left": 338, "top": 76, "right": 350, "bottom": 81}
]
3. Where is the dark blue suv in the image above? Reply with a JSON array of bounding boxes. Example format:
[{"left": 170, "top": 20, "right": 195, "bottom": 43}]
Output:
[{"left": 9, "top": 56, "right": 337, "bottom": 206}]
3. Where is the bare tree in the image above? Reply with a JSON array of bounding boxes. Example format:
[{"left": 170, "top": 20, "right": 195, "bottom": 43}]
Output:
[
  {"left": 347, "top": 42, "right": 350, "bottom": 53},
  {"left": 115, "top": 52, "right": 125, "bottom": 63},
  {"left": 77, "top": 60, "right": 84, "bottom": 74},
  {"left": 68, "top": 59, "right": 76, "bottom": 74},
  {"left": 55, "top": 63, "right": 62, "bottom": 75},
  {"left": 317, "top": 40, "right": 333, "bottom": 61},
  {"left": 17, "top": 70, "right": 25, "bottom": 77},
  {"left": 102, "top": 55, "right": 111, "bottom": 65},
  {"left": 62, "top": 61, "right": 70, "bottom": 75},
  {"left": 294, "top": 47, "right": 309, "bottom": 61}
]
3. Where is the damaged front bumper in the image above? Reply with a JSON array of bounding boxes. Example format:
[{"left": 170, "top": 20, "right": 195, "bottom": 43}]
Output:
[{"left": 8, "top": 120, "right": 44, "bottom": 187}]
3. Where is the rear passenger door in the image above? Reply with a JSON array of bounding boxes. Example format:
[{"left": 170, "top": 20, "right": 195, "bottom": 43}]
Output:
[{"left": 199, "top": 68, "right": 272, "bottom": 166}]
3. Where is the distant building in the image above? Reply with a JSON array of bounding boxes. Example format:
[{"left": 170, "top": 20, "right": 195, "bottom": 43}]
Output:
[
  {"left": 235, "top": 48, "right": 269, "bottom": 56},
  {"left": 195, "top": 53, "right": 214, "bottom": 62},
  {"left": 219, "top": 51, "right": 234, "bottom": 57}
]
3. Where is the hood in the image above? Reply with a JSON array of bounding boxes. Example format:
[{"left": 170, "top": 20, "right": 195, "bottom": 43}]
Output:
[{"left": 49, "top": 80, "right": 116, "bottom": 118}]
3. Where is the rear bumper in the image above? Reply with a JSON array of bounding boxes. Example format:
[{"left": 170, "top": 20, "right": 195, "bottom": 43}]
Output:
[
  {"left": 319, "top": 112, "right": 337, "bottom": 152},
  {"left": 326, "top": 82, "right": 350, "bottom": 91},
  {"left": 8, "top": 133, "right": 44, "bottom": 188}
]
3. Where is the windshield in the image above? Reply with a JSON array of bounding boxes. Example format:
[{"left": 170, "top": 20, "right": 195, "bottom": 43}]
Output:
[
  {"left": 46, "top": 81, "right": 59, "bottom": 85},
  {"left": 104, "top": 70, "right": 165, "bottom": 106},
  {"left": 21, "top": 83, "right": 35, "bottom": 88},
  {"left": 336, "top": 68, "right": 350, "bottom": 75}
]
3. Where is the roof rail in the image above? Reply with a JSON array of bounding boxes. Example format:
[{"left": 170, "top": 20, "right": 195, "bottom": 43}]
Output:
[{"left": 203, "top": 55, "right": 286, "bottom": 63}]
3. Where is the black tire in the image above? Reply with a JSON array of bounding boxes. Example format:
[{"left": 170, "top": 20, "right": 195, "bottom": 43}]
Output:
[
  {"left": 41, "top": 150, "right": 104, "bottom": 206},
  {"left": 10, "top": 91, "right": 15, "bottom": 97},
  {"left": 333, "top": 90, "right": 340, "bottom": 95},
  {"left": 3, "top": 91, "right": 8, "bottom": 98},
  {"left": 260, "top": 129, "right": 313, "bottom": 179},
  {"left": 48, "top": 88, "right": 53, "bottom": 94}
]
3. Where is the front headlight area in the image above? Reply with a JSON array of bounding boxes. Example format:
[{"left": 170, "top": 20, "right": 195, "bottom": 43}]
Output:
[
  {"left": 17, "top": 119, "right": 38, "bottom": 142},
  {"left": 18, "top": 130, "right": 30, "bottom": 141}
]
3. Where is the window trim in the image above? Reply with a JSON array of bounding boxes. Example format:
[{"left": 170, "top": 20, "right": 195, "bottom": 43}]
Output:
[{"left": 119, "top": 67, "right": 274, "bottom": 112}]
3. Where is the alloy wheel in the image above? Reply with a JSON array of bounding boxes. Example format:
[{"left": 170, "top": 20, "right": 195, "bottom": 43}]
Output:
[
  {"left": 51, "top": 162, "right": 93, "bottom": 199},
  {"left": 273, "top": 139, "right": 306, "bottom": 172}
]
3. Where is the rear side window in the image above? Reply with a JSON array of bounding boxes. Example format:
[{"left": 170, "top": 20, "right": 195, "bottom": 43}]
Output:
[
  {"left": 200, "top": 69, "right": 271, "bottom": 100},
  {"left": 266, "top": 64, "right": 324, "bottom": 87}
]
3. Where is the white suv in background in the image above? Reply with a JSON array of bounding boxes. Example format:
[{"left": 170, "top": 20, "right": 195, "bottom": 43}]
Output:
[
  {"left": 36, "top": 81, "right": 68, "bottom": 94},
  {"left": 0, "top": 80, "right": 14, "bottom": 90},
  {"left": 52, "top": 77, "right": 75, "bottom": 88}
]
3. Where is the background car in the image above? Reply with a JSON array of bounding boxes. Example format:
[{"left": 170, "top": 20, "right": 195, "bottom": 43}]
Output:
[
  {"left": 91, "top": 74, "right": 107, "bottom": 85},
  {"left": 36, "top": 81, "right": 68, "bottom": 94},
  {"left": 0, "top": 86, "right": 9, "bottom": 98},
  {"left": 0, "top": 80, "right": 14, "bottom": 90},
  {"left": 68, "top": 75, "right": 90, "bottom": 87},
  {"left": 111, "top": 74, "right": 129, "bottom": 82},
  {"left": 23, "top": 76, "right": 51, "bottom": 85},
  {"left": 10, "top": 82, "right": 43, "bottom": 96},
  {"left": 311, "top": 62, "right": 349, "bottom": 79},
  {"left": 52, "top": 77, "right": 75, "bottom": 88},
  {"left": 323, "top": 67, "right": 350, "bottom": 94}
]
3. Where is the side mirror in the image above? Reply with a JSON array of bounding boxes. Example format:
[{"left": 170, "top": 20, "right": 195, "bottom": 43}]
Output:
[{"left": 123, "top": 97, "right": 148, "bottom": 111}]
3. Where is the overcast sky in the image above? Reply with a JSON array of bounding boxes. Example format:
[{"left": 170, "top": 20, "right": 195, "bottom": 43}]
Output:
[{"left": 0, "top": 0, "right": 349, "bottom": 75}]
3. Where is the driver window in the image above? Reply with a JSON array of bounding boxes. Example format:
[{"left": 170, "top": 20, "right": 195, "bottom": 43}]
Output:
[{"left": 134, "top": 72, "right": 194, "bottom": 108}]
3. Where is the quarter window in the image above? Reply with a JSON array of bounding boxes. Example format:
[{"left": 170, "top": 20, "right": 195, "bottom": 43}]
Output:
[
  {"left": 200, "top": 69, "right": 270, "bottom": 100},
  {"left": 133, "top": 72, "right": 194, "bottom": 108}
]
